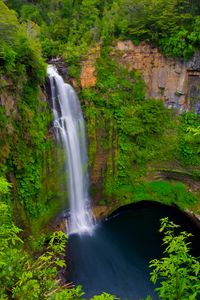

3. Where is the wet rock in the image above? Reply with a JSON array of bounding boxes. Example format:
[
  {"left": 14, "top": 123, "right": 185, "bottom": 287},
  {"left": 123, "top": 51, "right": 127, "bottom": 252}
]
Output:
[
  {"left": 92, "top": 205, "right": 113, "bottom": 221},
  {"left": 48, "top": 57, "right": 69, "bottom": 81}
]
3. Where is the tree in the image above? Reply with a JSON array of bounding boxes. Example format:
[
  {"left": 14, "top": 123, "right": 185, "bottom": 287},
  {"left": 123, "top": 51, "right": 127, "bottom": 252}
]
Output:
[
  {"left": 0, "top": 0, "right": 18, "bottom": 42},
  {"left": 0, "top": 177, "right": 12, "bottom": 195},
  {"left": 150, "top": 217, "right": 200, "bottom": 300}
]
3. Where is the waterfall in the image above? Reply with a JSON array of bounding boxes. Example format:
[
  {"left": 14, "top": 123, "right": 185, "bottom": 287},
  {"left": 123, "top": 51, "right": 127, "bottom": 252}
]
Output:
[{"left": 47, "top": 65, "right": 95, "bottom": 235}]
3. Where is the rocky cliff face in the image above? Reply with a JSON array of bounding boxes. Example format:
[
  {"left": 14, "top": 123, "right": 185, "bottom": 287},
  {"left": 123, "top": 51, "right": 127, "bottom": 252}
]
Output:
[
  {"left": 80, "top": 41, "right": 200, "bottom": 113},
  {"left": 115, "top": 41, "right": 200, "bottom": 113},
  {"left": 0, "top": 74, "right": 65, "bottom": 229},
  {"left": 79, "top": 42, "right": 200, "bottom": 213}
]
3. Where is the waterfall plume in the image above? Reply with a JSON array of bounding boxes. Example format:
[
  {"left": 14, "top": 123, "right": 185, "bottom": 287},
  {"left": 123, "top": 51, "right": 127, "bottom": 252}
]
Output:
[{"left": 48, "top": 65, "right": 95, "bottom": 235}]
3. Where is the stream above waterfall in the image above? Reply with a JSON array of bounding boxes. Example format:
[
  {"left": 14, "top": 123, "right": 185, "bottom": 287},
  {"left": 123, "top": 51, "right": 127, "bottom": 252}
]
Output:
[{"left": 67, "top": 201, "right": 200, "bottom": 299}]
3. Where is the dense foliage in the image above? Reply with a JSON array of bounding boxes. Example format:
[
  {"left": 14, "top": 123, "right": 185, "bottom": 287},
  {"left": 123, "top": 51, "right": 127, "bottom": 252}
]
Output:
[
  {"left": 0, "top": 178, "right": 117, "bottom": 299},
  {"left": 150, "top": 218, "right": 200, "bottom": 300},
  {"left": 0, "top": 1, "right": 45, "bottom": 80},
  {"left": 4, "top": 0, "right": 200, "bottom": 72},
  {"left": 0, "top": 178, "right": 82, "bottom": 299},
  {"left": 1, "top": 0, "right": 199, "bottom": 224},
  {"left": 0, "top": 0, "right": 200, "bottom": 299},
  {"left": 82, "top": 49, "right": 199, "bottom": 210},
  {"left": 0, "top": 0, "right": 67, "bottom": 229},
  {"left": 179, "top": 112, "right": 200, "bottom": 166}
]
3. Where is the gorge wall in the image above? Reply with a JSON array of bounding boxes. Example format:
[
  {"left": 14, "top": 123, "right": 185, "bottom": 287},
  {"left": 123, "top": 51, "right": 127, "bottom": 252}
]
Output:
[
  {"left": 0, "top": 74, "right": 66, "bottom": 230},
  {"left": 1, "top": 40, "right": 200, "bottom": 225},
  {"left": 79, "top": 42, "right": 200, "bottom": 212},
  {"left": 80, "top": 41, "right": 200, "bottom": 114}
]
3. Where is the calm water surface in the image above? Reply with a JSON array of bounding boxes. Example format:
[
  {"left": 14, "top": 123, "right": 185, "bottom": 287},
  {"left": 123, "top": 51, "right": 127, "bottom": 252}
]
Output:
[{"left": 68, "top": 201, "right": 200, "bottom": 299}]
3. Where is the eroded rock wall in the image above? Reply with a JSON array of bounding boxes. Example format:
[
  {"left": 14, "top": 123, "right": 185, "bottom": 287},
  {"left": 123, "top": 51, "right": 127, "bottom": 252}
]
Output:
[
  {"left": 79, "top": 42, "right": 200, "bottom": 211},
  {"left": 80, "top": 41, "right": 200, "bottom": 113},
  {"left": 0, "top": 74, "right": 65, "bottom": 229},
  {"left": 115, "top": 41, "right": 200, "bottom": 113}
]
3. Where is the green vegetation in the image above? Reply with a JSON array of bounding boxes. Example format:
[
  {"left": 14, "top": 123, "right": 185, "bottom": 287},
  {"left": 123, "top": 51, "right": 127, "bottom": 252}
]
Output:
[
  {"left": 0, "top": 1, "right": 45, "bottom": 80},
  {"left": 83, "top": 49, "right": 199, "bottom": 210},
  {"left": 179, "top": 112, "right": 200, "bottom": 165},
  {"left": 0, "top": 0, "right": 67, "bottom": 230},
  {"left": 0, "top": 178, "right": 81, "bottom": 299},
  {"left": 133, "top": 181, "right": 198, "bottom": 209},
  {"left": 0, "top": 0, "right": 200, "bottom": 299},
  {"left": 0, "top": 177, "right": 116, "bottom": 299},
  {"left": 91, "top": 293, "right": 117, "bottom": 300},
  {"left": 1, "top": 0, "right": 199, "bottom": 226},
  {"left": 4, "top": 0, "right": 200, "bottom": 76},
  {"left": 105, "top": 0, "right": 200, "bottom": 59},
  {"left": 150, "top": 217, "right": 200, "bottom": 300}
]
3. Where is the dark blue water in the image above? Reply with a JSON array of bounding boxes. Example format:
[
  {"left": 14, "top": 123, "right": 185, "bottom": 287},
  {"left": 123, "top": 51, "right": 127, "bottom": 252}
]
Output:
[{"left": 68, "top": 201, "right": 200, "bottom": 299}]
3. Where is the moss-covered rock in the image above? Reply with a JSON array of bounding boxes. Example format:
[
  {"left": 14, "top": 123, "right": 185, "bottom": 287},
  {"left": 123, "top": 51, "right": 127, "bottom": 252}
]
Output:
[{"left": 80, "top": 47, "right": 200, "bottom": 213}]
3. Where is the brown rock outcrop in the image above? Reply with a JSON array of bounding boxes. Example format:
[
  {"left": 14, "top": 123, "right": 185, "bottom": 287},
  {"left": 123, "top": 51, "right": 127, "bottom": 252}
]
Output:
[{"left": 80, "top": 45, "right": 100, "bottom": 88}]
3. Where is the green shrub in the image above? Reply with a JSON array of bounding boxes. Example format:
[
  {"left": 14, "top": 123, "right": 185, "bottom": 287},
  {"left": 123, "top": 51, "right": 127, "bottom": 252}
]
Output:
[
  {"left": 133, "top": 181, "right": 198, "bottom": 209},
  {"left": 179, "top": 112, "right": 200, "bottom": 165},
  {"left": 150, "top": 218, "right": 200, "bottom": 300}
]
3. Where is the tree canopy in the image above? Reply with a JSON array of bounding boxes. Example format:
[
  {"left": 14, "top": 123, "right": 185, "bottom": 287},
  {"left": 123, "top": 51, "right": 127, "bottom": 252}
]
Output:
[{"left": 4, "top": 0, "right": 200, "bottom": 61}]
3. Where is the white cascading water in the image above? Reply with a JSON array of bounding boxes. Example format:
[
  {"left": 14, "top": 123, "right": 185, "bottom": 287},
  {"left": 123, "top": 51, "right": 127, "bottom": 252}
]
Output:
[{"left": 47, "top": 65, "right": 95, "bottom": 235}]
